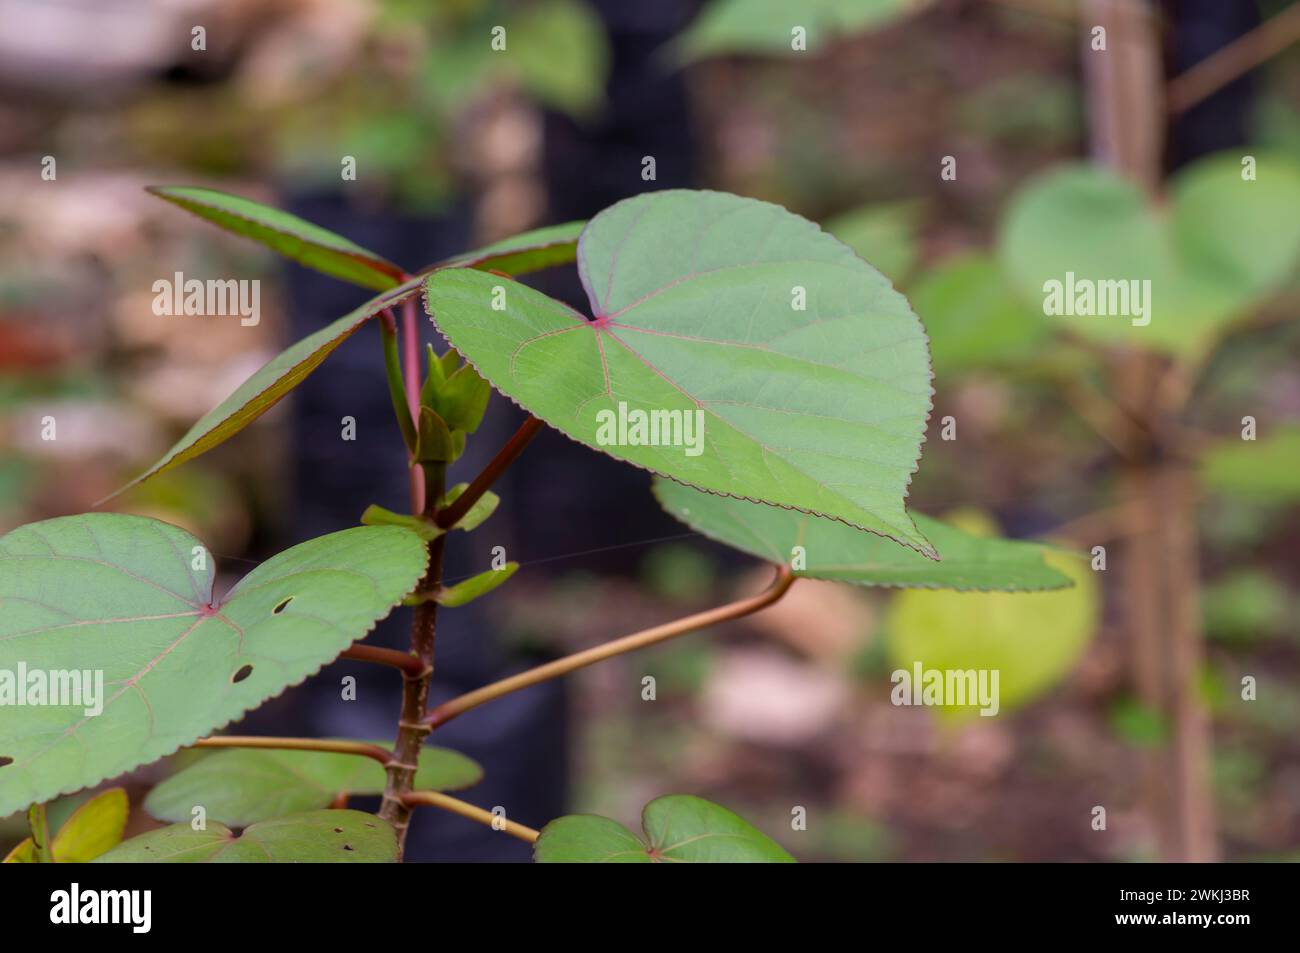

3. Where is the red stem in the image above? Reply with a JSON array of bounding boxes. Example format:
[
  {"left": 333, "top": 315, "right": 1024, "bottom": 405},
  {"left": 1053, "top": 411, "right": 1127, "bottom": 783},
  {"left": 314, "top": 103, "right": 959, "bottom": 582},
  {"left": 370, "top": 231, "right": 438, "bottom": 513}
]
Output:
[
  {"left": 435, "top": 416, "right": 543, "bottom": 529},
  {"left": 402, "top": 296, "right": 424, "bottom": 513},
  {"left": 340, "top": 643, "right": 428, "bottom": 678},
  {"left": 192, "top": 736, "right": 392, "bottom": 766}
]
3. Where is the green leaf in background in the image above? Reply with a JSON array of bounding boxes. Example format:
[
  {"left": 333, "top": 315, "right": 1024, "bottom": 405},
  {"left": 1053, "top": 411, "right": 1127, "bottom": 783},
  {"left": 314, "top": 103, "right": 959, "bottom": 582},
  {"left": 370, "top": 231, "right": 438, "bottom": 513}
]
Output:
[
  {"left": 426, "top": 190, "right": 935, "bottom": 556},
  {"left": 1172, "top": 151, "right": 1300, "bottom": 301},
  {"left": 94, "top": 810, "right": 396, "bottom": 863},
  {"left": 909, "top": 253, "right": 1049, "bottom": 376},
  {"left": 508, "top": 0, "right": 609, "bottom": 119},
  {"left": 109, "top": 280, "right": 421, "bottom": 497},
  {"left": 653, "top": 478, "right": 1073, "bottom": 591},
  {"left": 999, "top": 152, "right": 1300, "bottom": 359},
  {"left": 674, "top": 0, "right": 934, "bottom": 62},
  {"left": 1000, "top": 165, "right": 1193, "bottom": 355},
  {"left": 0, "top": 515, "right": 428, "bottom": 818},
  {"left": 957, "top": 74, "right": 1082, "bottom": 149},
  {"left": 824, "top": 200, "right": 922, "bottom": 284},
  {"left": 883, "top": 520, "right": 1098, "bottom": 720},
  {"left": 1200, "top": 427, "right": 1300, "bottom": 503},
  {"left": 3, "top": 788, "right": 128, "bottom": 863},
  {"left": 148, "top": 186, "right": 405, "bottom": 291},
  {"left": 144, "top": 745, "right": 482, "bottom": 827},
  {"left": 535, "top": 794, "right": 795, "bottom": 863},
  {"left": 428, "top": 221, "right": 586, "bottom": 277},
  {"left": 1202, "top": 570, "right": 1289, "bottom": 645},
  {"left": 435, "top": 564, "right": 519, "bottom": 607}
]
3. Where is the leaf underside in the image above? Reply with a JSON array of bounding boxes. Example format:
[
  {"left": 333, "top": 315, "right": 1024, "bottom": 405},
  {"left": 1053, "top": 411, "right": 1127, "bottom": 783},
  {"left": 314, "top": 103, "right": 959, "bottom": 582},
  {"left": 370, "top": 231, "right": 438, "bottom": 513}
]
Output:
[
  {"left": 653, "top": 478, "right": 1073, "bottom": 591},
  {"left": 113, "top": 214, "right": 583, "bottom": 499},
  {"left": 426, "top": 189, "right": 935, "bottom": 556},
  {"left": 149, "top": 186, "right": 406, "bottom": 291},
  {"left": 427, "top": 220, "right": 586, "bottom": 276},
  {"left": 95, "top": 809, "right": 397, "bottom": 863},
  {"left": 534, "top": 794, "right": 795, "bottom": 863},
  {"left": 0, "top": 514, "right": 428, "bottom": 819},
  {"left": 106, "top": 279, "right": 423, "bottom": 499}
]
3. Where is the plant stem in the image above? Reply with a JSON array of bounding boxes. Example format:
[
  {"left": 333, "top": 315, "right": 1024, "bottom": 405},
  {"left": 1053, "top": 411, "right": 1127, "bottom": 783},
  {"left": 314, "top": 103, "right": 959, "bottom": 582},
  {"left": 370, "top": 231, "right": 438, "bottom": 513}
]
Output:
[
  {"left": 1157, "top": 456, "right": 1217, "bottom": 860},
  {"left": 402, "top": 790, "right": 540, "bottom": 844},
  {"left": 1087, "top": 0, "right": 1218, "bottom": 861},
  {"left": 402, "top": 297, "right": 425, "bottom": 514},
  {"left": 340, "top": 643, "right": 427, "bottom": 677},
  {"left": 192, "top": 736, "right": 392, "bottom": 765},
  {"left": 1056, "top": 372, "right": 1147, "bottom": 460},
  {"left": 426, "top": 566, "right": 796, "bottom": 729},
  {"left": 1167, "top": 1, "right": 1300, "bottom": 115},
  {"left": 380, "top": 314, "right": 417, "bottom": 453},
  {"left": 378, "top": 462, "right": 446, "bottom": 853},
  {"left": 28, "top": 803, "right": 53, "bottom": 863},
  {"left": 434, "top": 416, "right": 543, "bottom": 529}
]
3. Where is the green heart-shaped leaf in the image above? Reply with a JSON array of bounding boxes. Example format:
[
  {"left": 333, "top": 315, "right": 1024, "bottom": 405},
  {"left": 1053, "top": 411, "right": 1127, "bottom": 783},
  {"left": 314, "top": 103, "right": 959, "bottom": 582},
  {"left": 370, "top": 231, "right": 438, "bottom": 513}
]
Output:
[
  {"left": 94, "top": 810, "right": 396, "bottom": 863},
  {"left": 1172, "top": 151, "right": 1300, "bottom": 300},
  {"left": 825, "top": 200, "right": 922, "bottom": 283},
  {"left": 426, "top": 190, "right": 934, "bottom": 556},
  {"left": 653, "top": 478, "right": 1073, "bottom": 591},
  {"left": 109, "top": 280, "right": 421, "bottom": 498},
  {"left": 674, "top": 0, "right": 934, "bottom": 62},
  {"left": 505, "top": 0, "right": 608, "bottom": 119},
  {"left": 1000, "top": 153, "right": 1300, "bottom": 359},
  {"left": 535, "top": 794, "right": 795, "bottom": 863},
  {"left": 0, "top": 515, "right": 427, "bottom": 818},
  {"left": 1001, "top": 166, "right": 1190, "bottom": 354},
  {"left": 909, "top": 253, "right": 1049, "bottom": 376},
  {"left": 149, "top": 186, "right": 406, "bottom": 291},
  {"left": 430, "top": 220, "right": 585, "bottom": 276},
  {"left": 4, "top": 787, "right": 128, "bottom": 863},
  {"left": 144, "top": 745, "right": 481, "bottom": 827}
]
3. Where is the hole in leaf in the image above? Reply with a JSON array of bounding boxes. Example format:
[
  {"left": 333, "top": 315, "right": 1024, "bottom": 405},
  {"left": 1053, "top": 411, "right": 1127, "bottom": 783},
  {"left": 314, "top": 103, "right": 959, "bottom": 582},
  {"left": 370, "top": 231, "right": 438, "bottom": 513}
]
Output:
[
  {"left": 231, "top": 664, "right": 254, "bottom": 683},
  {"left": 0, "top": 756, "right": 12, "bottom": 768},
  {"left": 272, "top": 596, "right": 293, "bottom": 615},
  {"left": 343, "top": 844, "right": 354, "bottom": 851}
]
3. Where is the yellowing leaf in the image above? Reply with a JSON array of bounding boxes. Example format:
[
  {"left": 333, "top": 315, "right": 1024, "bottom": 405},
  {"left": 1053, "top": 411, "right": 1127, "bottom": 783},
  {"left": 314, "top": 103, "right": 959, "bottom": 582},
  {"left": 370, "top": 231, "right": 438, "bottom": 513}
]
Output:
[
  {"left": 884, "top": 548, "right": 1098, "bottom": 720},
  {"left": 3, "top": 788, "right": 129, "bottom": 863}
]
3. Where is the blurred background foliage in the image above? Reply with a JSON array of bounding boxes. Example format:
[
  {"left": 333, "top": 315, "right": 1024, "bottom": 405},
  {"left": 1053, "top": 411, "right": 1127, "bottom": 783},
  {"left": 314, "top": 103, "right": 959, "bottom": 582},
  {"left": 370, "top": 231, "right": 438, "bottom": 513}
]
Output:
[{"left": 1, "top": 0, "right": 1298, "bottom": 861}]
